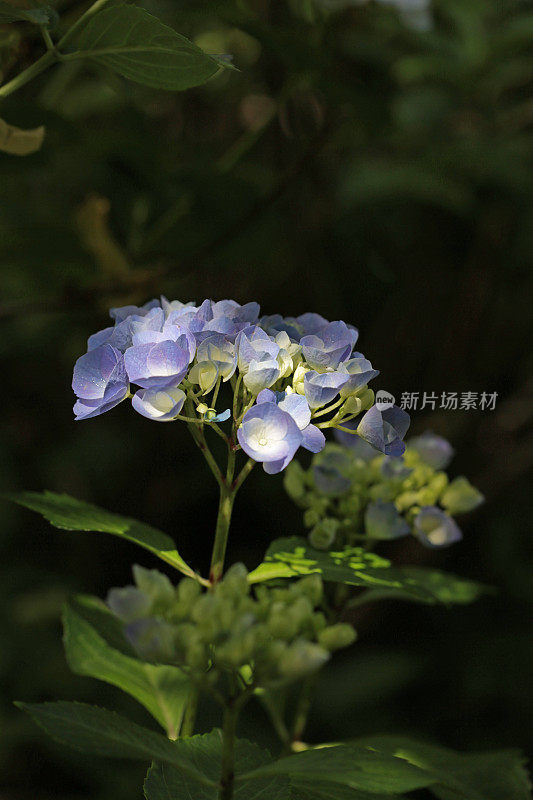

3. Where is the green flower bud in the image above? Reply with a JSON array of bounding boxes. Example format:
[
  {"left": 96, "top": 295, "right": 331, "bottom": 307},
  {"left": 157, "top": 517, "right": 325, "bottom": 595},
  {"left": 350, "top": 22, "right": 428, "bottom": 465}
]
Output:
[
  {"left": 293, "top": 363, "right": 310, "bottom": 394},
  {"left": 132, "top": 565, "right": 174, "bottom": 606},
  {"left": 217, "top": 563, "right": 249, "bottom": 600},
  {"left": 304, "top": 507, "right": 322, "bottom": 528},
  {"left": 284, "top": 461, "right": 308, "bottom": 503},
  {"left": 278, "top": 640, "right": 329, "bottom": 679},
  {"left": 318, "top": 623, "right": 357, "bottom": 651},
  {"left": 294, "top": 574, "right": 323, "bottom": 605},
  {"left": 309, "top": 518, "right": 339, "bottom": 549},
  {"left": 267, "top": 602, "right": 299, "bottom": 640},
  {"left": 440, "top": 477, "right": 484, "bottom": 515},
  {"left": 186, "top": 641, "right": 208, "bottom": 670}
]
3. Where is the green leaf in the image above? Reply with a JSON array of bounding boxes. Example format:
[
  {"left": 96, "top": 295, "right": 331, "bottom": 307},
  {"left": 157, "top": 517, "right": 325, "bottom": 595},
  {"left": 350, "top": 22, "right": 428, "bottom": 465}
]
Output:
[
  {"left": 64, "top": 5, "right": 220, "bottom": 90},
  {"left": 6, "top": 491, "right": 200, "bottom": 580},
  {"left": 350, "top": 567, "right": 488, "bottom": 607},
  {"left": 144, "top": 731, "right": 289, "bottom": 799},
  {"left": 0, "top": 1, "right": 58, "bottom": 26},
  {"left": 0, "top": 117, "right": 45, "bottom": 155},
  {"left": 248, "top": 537, "right": 398, "bottom": 589},
  {"left": 248, "top": 538, "right": 485, "bottom": 606},
  {"left": 290, "top": 782, "right": 407, "bottom": 799},
  {"left": 63, "top": 597, "right": 190, "bottom": 739},
  {"left": 17, "top": 701, "right": 215, "bottom": 787},
  {"left": 354, "top": 737, "right": 532, "bottom": 800},
  {"left": 238, "top": 743, "right": 436, "bottom": 793}
]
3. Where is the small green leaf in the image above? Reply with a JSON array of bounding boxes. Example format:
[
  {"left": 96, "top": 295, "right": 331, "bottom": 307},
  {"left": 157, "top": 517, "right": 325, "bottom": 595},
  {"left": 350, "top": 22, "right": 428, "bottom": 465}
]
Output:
[
  {"left": 0, "top": 1, "right": 58, "bottom": 26},
  {"left": 144, "top": 731, "right": 289, "bottom": 799},
  {"left": 238, "top": 743, "right": 435, "bottom": 793},
  {"left": 17, "top": 701, "right": 215, "bottom": 787},
  {"left": 63, "top": 597, "right": 190, "bottom": 738},
  {"left": 6, "top": 491, "right": 200, "bottom": 580},
  {"left": 354, "top": 737, "right": 532, "bottom": 800},
  {"left": 0, "top": 117, "right": 44, "bottom": 155},
  {"left": 64, "top": 5, "right": 220, "bottom": 90}
]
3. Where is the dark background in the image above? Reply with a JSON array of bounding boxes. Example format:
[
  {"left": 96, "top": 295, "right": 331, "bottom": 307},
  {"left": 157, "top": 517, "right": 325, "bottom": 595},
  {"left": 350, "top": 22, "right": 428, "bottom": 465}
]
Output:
[{"left": 1, "top": 0, "right": 532, "bottom": 796}]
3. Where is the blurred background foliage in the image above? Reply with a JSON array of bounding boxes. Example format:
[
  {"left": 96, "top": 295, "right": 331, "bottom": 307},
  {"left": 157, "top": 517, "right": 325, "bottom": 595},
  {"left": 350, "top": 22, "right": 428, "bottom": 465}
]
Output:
[{"left": 0, "top": 0, "right": 532, "bottom": 796}]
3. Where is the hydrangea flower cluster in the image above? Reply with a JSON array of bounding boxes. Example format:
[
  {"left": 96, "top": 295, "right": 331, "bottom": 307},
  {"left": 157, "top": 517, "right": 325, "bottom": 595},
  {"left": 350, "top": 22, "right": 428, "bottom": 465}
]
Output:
[
  {"left": 107, "top": 564, "right": 356, "bottom": 691},
  {"left": 284, "top": 431, "right": 484, "bottom": 550},
  {"left": 72, "top": 298, "right": 409, "bottom": 473}
]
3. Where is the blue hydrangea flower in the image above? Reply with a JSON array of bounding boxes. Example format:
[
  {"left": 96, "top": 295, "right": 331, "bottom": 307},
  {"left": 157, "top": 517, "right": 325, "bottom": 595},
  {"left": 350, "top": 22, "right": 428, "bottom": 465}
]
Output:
[
  {"left": 296, "top": 312, "right": 330, "bottom": 336},
  {"left": 300, "top": 321, "right": 358, "bottom": 371},
  {"left": 124, "top": 339, "right": 190, "bottom": 390},
  {"left": 357, "top": 404, "right": 410, "bottom": 457},
  {"left": 257, "top": 388, "right": 325, "bottom": 454},
  {"left": 188, "top": 334, "right": 237, "bottom": 393},
  {"left": 413, "top": 506, "right": 462, "bottom": 548},
  {"left": 408, "top": 431, "right": 454, "bottom": 469},
  {"left": 72, "top": 344, "right": 129, "bottom": 420},
  {"left": 338, "top": 354, "right": 379, "bottom": 397},
  {"left": 303, "top": 370, "right": 350, "bottom": 409},
  {"left": 237, "top": 401, "right": 303, "bottom": 474},
  {"left": 236, "top": 327, "right": 281, "bottom": 394},
  {"left": 109, "top": 299, "right": 161, "bottom": 323},
  {"left": 365, "top": 500, "right": 410, "bottom": 540},
  {"left": 333, "top": 422, "right": 378, "bottom": 460},
  {"left": 132, "top": 387, "right": 186, "bottom": 422}
]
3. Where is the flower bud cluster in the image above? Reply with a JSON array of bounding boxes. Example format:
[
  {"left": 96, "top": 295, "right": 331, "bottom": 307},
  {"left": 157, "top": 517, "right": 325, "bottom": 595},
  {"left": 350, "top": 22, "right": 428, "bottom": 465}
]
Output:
[
  {"left": 284, "top": 431, "right": 484, "bottom": 550},
  {"left": 72, "top": 297, "right": 410, "bottom": 473},
  {"left": 106, "top": 564, "right": 356, "bottom": 691}
]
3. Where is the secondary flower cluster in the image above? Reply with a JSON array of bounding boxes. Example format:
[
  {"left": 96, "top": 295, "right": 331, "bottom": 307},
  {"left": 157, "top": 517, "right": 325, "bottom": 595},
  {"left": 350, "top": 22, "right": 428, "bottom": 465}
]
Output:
[
  {"left": 72, "top": 298, "right": 409, "bottom": 473},
  {"left": 284, "top": 431, "right": 484, "bottom": 550},
  {"left": 107, "top": 564, "right": 356, "bottom": 691}
]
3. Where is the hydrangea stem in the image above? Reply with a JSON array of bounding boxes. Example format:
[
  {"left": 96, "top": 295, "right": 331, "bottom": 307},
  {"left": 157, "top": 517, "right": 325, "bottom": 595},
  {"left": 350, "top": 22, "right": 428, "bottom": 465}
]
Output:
[
  {"left": 291, "top": 673, "right": 319, "bottom": 745},
  {"left": 210, "top": 446, "right": 236, "bottom": 583},
  {"left": 219, "top": 701, "right": 238, "bottom": 800}
]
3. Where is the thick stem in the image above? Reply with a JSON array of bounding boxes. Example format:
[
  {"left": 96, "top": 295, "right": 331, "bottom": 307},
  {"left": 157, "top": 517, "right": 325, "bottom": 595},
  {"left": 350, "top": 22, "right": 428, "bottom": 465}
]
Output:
[
  {"left": 210, "top": 485, "right": 235, "bottom": 584},
  {"left": 219, "top": 701, "right": 238, "bottom": 800}
]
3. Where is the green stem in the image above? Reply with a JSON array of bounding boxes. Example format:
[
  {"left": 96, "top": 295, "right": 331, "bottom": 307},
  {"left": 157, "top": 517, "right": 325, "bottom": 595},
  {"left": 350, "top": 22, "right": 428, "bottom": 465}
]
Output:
[
  {"left": 180, "top": 686, "right": 199, "bottom": 737},
  {"left": 232, "top": 458, "right": 255, "bottom": 493},
  {"left": 0, "top": 49, "right": 56, "bottom": 100},
  {"left": 56, "top": 0, "right": 113, "bottom": 50},
  {"left": 219, "top": 701, "right": 238, "bottom": 800},
  {"left": 209, "top": 458, "right": 236, "bottom": 584},
  {"left": 291, "top": 673, "right": 319, "bottom": 745}
]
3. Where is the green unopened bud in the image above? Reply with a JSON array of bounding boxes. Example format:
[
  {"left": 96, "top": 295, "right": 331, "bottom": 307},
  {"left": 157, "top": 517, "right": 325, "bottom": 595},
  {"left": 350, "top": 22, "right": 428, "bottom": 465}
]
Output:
[
  {"left": 278, "top": 640, "right": 329, "bottom": 679},
  {"left": 267, "top": 602, "right": 299, "bottom": 640},
  {"left": 284, "top": 461, "right": 308, "bottom": 503},
  {"left": 440, "top": 477, "right": 484, "bottom": 515},
  {"left": 186, "top": 641, "right": 208, "bottom": 670},
  {"left": 218, "top": 563, "right": 249, "bottom": 600},
  {"left": 340, "top": 396, "right": 362, "bottom": 416},
  {"left": 318, "top": 623, "right": 357, "bottom": 651},
  {"left": 295, "top": 574, "right": 323, "bottom": 605},
  {"left": 309, "top": 518, "right": 339, "bottom": 549},
  {"left": 357, "top": 388, "right": 375, "bottom": 411},
  {"left": 293, "top": 363, "right": 310, "bottom": 394},
  {"left": 132, "top": 565, "right": 174, "bottom": 605}
]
